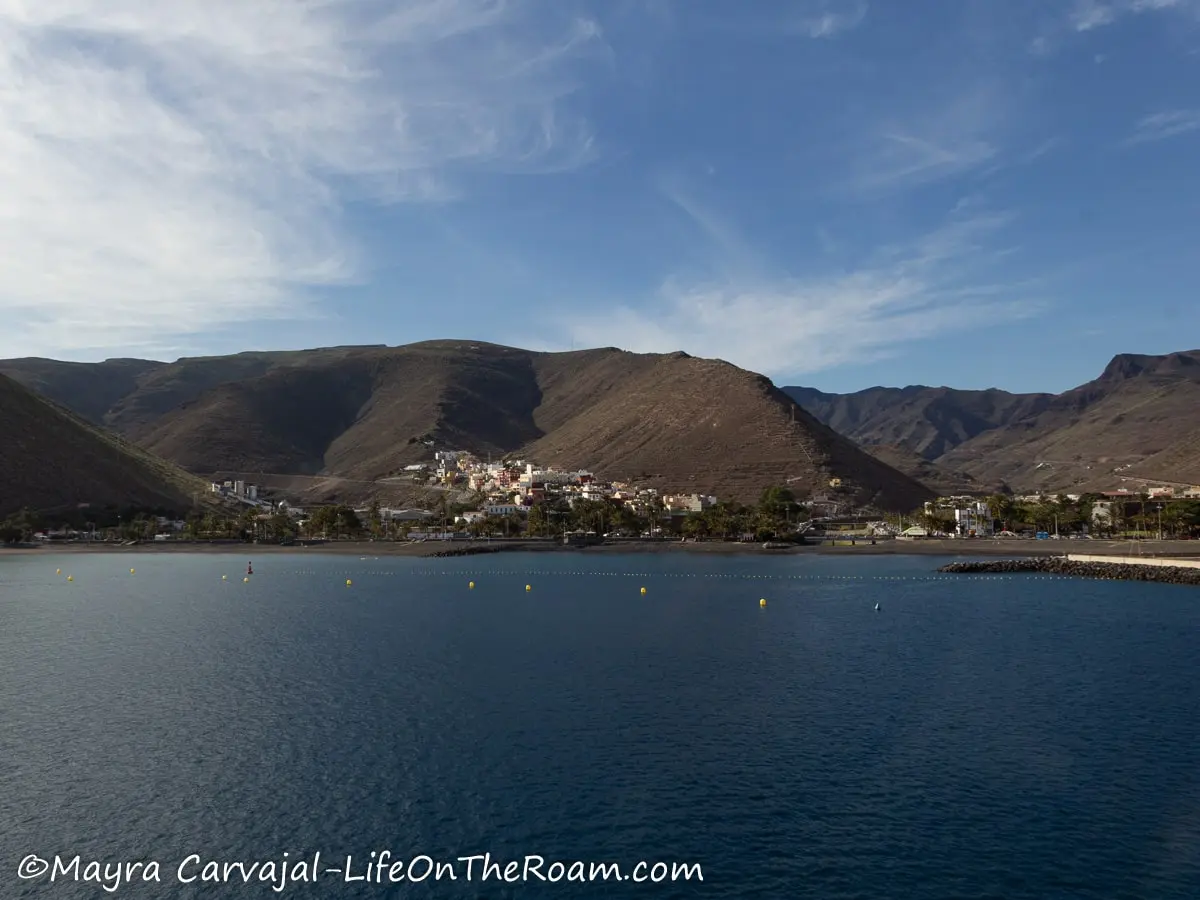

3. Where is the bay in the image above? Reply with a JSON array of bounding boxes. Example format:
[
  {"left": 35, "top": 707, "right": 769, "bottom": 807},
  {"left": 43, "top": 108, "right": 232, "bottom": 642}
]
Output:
[{"left": 1, "top": 551, "right": 1197, "bottom": 898}]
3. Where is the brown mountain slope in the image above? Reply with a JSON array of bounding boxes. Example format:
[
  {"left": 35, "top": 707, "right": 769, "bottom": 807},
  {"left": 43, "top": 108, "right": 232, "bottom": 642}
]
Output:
[
  {"left": 0, "top": 357, "right": 166, "bottom": 425},
  {"left": 937, "top": 351, "right": 1200, "bottom": 490},
  {"left": 0, "top": 342, "right": 933, "bottom": 510},
  {"left": 786, "top": 350, "right": 1200, "bottom": 492},
  {"left": 0, "top": 373, "right": 214, "bottom": 517},
  {"left": 781, "top": 384, "right": 1043, "bottom": 492},
  {"left": 783, "top": 384, "right": 1053, "bottom": 460},
  {"left": 1130, "top": 425, "right": 1200, "bottom": 485},
  {"left": 854, "top": 444, "right": 986, "bottom": 495},
  {"left": 519, "top": 352, "right": 934, "bottom": 509}
]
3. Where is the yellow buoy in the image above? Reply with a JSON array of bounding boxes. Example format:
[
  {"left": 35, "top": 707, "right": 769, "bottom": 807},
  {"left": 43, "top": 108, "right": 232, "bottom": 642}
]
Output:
[
  {"left": 346, "top": 579, "right": 352, "bottom": 586},
  {"left": 243, "top": 577, "right": 249, "bottom": 583},
  {"left": 67, "top": 575, "right": 73, "bottom": 582},
  {"left": 526, "top": 584, "right": 531, "bottom": 592},
  {"left": 469, "top": 581, "right": 475, "bottom": 589},
  {"left": 130, "top": 568, "right": 135, "bottom": 574},
  {"left": 222, "top": 575, "right": 227, "bottom": 581},
  {"left": 760, "top": 598, "right": 767, "bottom": 607},
  {"left": 56, "top": 568, "right": 61, "bottom": 575},
  {"left": 640, "top": 586, "right": 647, "bottom": 594}
]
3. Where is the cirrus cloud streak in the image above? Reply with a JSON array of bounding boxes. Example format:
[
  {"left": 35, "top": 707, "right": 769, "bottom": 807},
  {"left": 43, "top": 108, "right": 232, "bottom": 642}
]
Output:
[
  {"left": 554, "top": 211, "right": 1043, "bottom": 379},
  {"left": 0, "top": 0, "right": 604, "bottom": 358}
]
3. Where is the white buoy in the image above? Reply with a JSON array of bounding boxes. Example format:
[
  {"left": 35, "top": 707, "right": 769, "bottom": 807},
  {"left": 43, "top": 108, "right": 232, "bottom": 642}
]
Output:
[{"left": 874, "top": 602, "right": 880, "bottom": 611}]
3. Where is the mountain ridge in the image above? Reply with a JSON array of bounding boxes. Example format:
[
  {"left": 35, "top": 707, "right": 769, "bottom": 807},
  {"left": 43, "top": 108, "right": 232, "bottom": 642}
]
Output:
[
  {"left": 784, "top": 349, "right": 1200, "bottom": 492},
  {"left": 0, "top": 342, "right": 933, "bottom": 511}
]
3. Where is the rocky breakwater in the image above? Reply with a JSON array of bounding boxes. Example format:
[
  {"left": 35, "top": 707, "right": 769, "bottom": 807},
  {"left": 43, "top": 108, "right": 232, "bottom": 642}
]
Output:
[
  {"left": 425, "top": 542, "right": 534, "bottom": 558},
  {"left": 938, "top": 556, "right": 1200, "bottom": 586}
]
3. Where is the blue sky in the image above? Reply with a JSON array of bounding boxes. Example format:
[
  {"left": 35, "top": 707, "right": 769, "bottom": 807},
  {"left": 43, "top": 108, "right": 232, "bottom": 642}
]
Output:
[{"left": 1, "top": 0, "right": 1198, "bottom": 393}]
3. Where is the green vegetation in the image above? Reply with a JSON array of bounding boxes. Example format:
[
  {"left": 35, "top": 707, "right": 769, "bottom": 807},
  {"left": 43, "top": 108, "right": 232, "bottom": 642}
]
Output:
[
  {"left": 3, "top": 484, "right": 812, "bottom": 546},
  {"left": 905, "top": 493, "right": 1200, "bottom": 539},
  {"left": 9, "top": 488, "right": 1197, "bottom": 548}
]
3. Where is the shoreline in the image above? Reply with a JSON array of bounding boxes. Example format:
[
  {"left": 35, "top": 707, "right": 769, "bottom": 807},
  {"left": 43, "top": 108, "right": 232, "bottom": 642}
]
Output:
[{"left": 5, "top": 538, "right": 1200, "bottom": 560}]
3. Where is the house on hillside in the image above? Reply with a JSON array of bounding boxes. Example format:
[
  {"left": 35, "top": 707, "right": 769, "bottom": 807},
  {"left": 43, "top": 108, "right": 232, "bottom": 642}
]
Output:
[
  {"left": 663, "top": 494, "right": 717, "bottom": 514},
  {"left": 580, "top": 482, "right": 611, "bottom": 502},
  {"left": 485, "top": 504, "right": 526, "bottom": 517}
]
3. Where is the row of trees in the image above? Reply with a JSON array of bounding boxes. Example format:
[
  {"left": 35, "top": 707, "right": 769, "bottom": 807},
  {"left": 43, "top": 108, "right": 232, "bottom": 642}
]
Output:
[
  {"left": 14, "top": 488, "right": 1197, "bottom": 546},
  {"left": 0, "top": 485, "right": 827, "bottom": 546},
  {"left": 181, "top": 487, "right": 809, "bottom": 543},
  {"left": 906, "top": 494, "right": 1200, "bottom": 539}
]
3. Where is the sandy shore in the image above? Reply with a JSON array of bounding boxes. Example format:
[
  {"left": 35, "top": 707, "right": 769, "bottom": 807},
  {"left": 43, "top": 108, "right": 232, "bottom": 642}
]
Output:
[{"left": 5, "top": 538, "right": 1200, "bottom": 559}]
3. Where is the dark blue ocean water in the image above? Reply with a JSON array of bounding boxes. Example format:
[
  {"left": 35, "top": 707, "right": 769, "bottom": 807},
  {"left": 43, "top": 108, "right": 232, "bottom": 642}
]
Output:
[{"left": 1, "top": 551, "right": 1197, "bottom": 899}]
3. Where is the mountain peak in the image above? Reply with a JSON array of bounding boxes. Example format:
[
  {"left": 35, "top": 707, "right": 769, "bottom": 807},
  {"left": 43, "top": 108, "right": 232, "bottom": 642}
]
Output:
[{"left": 1099, "top": 353, "right": 1153, "bottom": 382}]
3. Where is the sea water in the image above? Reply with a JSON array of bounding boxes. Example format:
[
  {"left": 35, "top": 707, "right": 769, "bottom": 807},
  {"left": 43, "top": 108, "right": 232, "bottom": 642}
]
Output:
[{"left": 1, "top": 551, "right": 1197, "bottom": 898}]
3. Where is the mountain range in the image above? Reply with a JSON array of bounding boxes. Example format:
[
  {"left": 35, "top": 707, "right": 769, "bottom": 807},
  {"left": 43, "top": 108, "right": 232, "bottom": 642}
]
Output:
[
  {"left": 0, "top": 342, "right": 933, "bottom": 513},
  {"left": 783, "top": 350, "right": 1200, "bottom": 494},
  {"left": 4, "top": 342, "right": 1196, "bottom": 519}
]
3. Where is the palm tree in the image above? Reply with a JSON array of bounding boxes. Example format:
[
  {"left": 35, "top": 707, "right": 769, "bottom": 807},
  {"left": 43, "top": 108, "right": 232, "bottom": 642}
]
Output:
[{"left": 985, "top": 494, "right": 1013, "bottom": 532}]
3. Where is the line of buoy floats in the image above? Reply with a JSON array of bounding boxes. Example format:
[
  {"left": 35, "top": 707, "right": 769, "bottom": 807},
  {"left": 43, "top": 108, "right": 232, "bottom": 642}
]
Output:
[
  {"left": 279, "top": 570, "right": 1058, "bottom": 582},
  {"left": 47, "top": 567, "right": 1074, "bottom": 586}
]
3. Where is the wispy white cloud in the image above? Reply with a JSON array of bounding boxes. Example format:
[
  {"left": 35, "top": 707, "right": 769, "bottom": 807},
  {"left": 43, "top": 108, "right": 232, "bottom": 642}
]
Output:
[
  {"left": 1123, "top": 108, "right": 1200, "bottom": 144},
  {"left": 0, "top": 0, "right": 604, "bottom": 358},
  {"left": 1020, "top": 137, "right": 1066, "bottom": 163},
  {"left": 1070, "top": 0, "right": 1119, "bottom": 30},
  {"left": 1070, "top": 0, "right": 1189, "bottom": 31},
  {"left": 784, "top": 0, "right": 868, "bottom": 39},
  {"left": 844, "top": 85, "right": 1003, "bottom": 194},
  {"left": 1031, "top": 0, "right": 1193, "bottom": 54},
  {"left": 552, "top": 208, "right": 1042, "bottom": 379},
  {"left": 685, "top": 0, "right": 867, "bottom": 40},
  {"left": 656, "top": 177, "right": 767, "bottom": 277}
]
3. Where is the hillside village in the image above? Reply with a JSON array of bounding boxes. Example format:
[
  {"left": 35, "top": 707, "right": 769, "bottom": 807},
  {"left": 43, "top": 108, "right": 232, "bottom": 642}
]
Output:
[
  {"left": 14, "top": 444, "right": 1200, "bottom": 545},
  {"left": 198, "top": 448, "right": 1200, "bottom": 543},
  {"left": 208, "top": 450, "right": 720, "bottom": 537}
]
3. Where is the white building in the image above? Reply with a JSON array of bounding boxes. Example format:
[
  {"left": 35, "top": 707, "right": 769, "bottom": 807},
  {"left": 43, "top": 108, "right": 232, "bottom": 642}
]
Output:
[
  {"left": 580, "top": 483, "right": 611, "bottom": 502},
  {"left": 519, "top": 464, "right": 577, "bottom": 486},
  {"left": 954, "top": 502, "right": 994, "bottom": 537},
  {"left": 486, "top": 504, "right": 526, "bottom": 517}
]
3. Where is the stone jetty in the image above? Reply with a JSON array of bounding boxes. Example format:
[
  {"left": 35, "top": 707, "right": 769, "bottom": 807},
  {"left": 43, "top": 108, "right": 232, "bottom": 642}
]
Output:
[
  {"left": 938, "top": 556, "right": 1200, "bottom": 586},
  {"left": 425, "top": 543, "right": 532, "bottom": 558}
]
